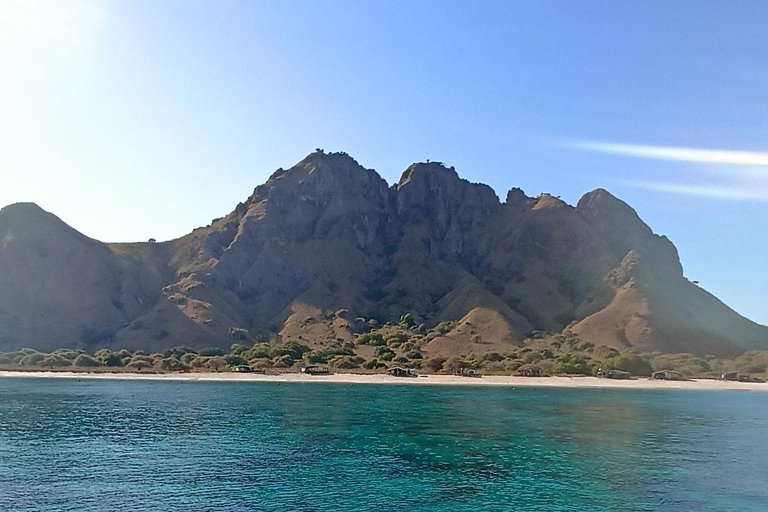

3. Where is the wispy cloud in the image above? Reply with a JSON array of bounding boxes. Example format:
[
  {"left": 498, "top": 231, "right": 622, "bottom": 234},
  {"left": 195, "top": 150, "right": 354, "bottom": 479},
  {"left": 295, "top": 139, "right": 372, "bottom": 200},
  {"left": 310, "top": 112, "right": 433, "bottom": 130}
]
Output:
[
  {"left": 569, "top": 140, "right": 768, "bottom": 201},
  {"left": 625, "top": 181, "right": 768, "bottom": 201},
  {"left": 570, "top": 141, "right": 768, "bottom": 168}
]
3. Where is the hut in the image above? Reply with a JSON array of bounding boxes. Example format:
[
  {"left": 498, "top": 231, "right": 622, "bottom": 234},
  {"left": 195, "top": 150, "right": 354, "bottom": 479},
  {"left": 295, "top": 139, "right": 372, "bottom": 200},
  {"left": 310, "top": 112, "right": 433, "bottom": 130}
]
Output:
[
  {"left": 388, "top": 367, "right": 417, "bottom": 377},
  {"left": 597, "top": 370, "right": 631, "bottom": 380},
  {"left": 233, "top": 364, "right": 253, "bottom": 373},
  {"left": 651, "top": 370, "right": 684, "bottom": 381},
  {"left": 301, "top": 365, "right": 330, "bottom": 375},
  {"left": 517, "top": 365, "right": 543, "bottom": 377},
  {"left": 454, "top": 367, "right": 479, "bottom": 377}
]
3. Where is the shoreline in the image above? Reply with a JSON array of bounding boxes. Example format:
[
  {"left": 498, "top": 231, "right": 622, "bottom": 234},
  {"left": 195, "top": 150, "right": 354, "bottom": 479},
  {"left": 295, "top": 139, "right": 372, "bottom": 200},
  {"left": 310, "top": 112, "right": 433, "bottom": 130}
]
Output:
[{"left": 1, "top": 370, "right": 767, "bottom": 392}]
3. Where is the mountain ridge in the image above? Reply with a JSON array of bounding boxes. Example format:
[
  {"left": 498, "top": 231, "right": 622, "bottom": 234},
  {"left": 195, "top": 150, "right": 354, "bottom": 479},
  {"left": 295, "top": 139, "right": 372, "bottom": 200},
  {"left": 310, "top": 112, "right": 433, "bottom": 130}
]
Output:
[{"left": 1, "top": 150, "right": 765, "bottom": 357}]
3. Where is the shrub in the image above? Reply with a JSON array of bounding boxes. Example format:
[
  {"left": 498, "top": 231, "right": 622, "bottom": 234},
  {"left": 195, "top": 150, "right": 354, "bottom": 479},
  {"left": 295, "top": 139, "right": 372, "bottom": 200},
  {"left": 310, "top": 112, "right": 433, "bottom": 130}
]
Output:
[
  {"left": 157, "top": 358, "right": 190, "bottom": 372},
  {"left": 330, "top": 356, "right": 364, "bottom": 369},
  {"left": 38, "top": 355, "right": 72, "bottom": 367},
  {"left": 204, "top": 357, "right": 228, "bottom": 370},
  {"left": 103, "top": 353, "right": 123, "bottom": 367},
  {"left": 602, "top": 352, "right": 653, "bottom": 376},
  {"left": 356, "top": 333, "right": 385, "bottom": 346},
  {"left": 271, "top": 342, "right": 310, "bottom": 360},
  {"left": 0, "top": 355, "right": 11, "bottom": 365},
  {"left": 386, "top": 333, "right": 408, "bottom": 345},
  {"left": 399, "top": 313, "right": 416, "bottom": 328},
  {"left": 553, "top": 354, "right": 593, "bottom": 375},
  {"left": 19, "top": 353, "right": 45, "bottom": 366},
  {"left": 73, "top": 354, "right": 101, "bottom": 367},
  {"left": 335, "top": 309, "right": 350, "bottom": 319},
  {"left": 311, "top": 347, "right": 354, "bottom": 363},
  {"left": 224, "top": 355, "right": 248, "bottom": 366},
  {"left": 229, "top": 328, "right": 250, "bottom": 341},
  {"left": 424, "top": 357, "right": 446, "bottom": 372},
  {"left": 363, "top": 359, "right": 386, "bottom": 370},
  {"left": 376, "top": 349, "right": 395, "bottom": 361},
  {"left": 198, "top": 347, "right": 225, "bottom": 357},
  {"left": 164, "top": 346, "right": 198, "bottom": 359},
  {"left": 125, "top": 360, "right": 152, "bottom": 371},
  {"left": 230, "top": 344, "right": 250, "bottom": 355}
]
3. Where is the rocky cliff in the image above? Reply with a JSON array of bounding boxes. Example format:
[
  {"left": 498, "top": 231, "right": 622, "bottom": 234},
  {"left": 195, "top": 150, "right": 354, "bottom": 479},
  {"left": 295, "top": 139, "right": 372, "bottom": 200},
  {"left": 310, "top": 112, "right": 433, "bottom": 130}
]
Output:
[{"left": 1, "top": 151, "right": 766, "bottom": 356}]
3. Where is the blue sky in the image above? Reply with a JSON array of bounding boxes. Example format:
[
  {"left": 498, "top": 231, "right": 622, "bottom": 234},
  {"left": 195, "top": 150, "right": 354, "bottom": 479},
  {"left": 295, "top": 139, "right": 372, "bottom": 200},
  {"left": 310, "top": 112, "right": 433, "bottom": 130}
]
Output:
[{"left": 1, "top": 0, "right": 766, "bottom": 324}]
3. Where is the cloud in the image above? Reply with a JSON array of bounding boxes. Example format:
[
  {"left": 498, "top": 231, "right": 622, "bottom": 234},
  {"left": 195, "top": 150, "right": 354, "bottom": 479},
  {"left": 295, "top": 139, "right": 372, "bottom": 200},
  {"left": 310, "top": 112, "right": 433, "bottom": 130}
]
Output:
[
  {"left": 624, "top": 181, "right": 768, "bottom": 201},
  {"left": 570, "top": 141, "right": 768, "bottom": 168},
  {"left": 568, "top": 140, "right": 768, "bottom": 201}
]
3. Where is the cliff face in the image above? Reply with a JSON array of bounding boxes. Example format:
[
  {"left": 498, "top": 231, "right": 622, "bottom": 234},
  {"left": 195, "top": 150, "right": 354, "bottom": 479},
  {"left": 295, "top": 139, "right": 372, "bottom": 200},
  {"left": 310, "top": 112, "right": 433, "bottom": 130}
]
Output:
[{"left": 1, "top": 151, "right": 766, "bottom": 356}]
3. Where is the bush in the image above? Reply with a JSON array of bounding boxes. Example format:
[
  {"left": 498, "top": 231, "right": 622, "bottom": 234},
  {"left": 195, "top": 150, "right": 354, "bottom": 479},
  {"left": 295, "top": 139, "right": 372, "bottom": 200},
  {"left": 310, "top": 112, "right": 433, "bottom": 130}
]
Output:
[
  {"left": 199, "top": 347, "right": 225, "bottom": 357},
  {"left": 356, "top": 333, "right": 385, "bottom": 346},
  {"left": 424, "top": 357, "right": 446, "bottom": 372},
  {"left": 38, "top": 354, "right": 72, "bottom": 367},
  {"left": 125, "top": 360, "right": 152, "bottom": 371},
  {"left": 164, "top": 346, "right": 198, "bottom": 359},
  {"left": 399, "top": 314, "right": 416, "bottom": 328},
  {"left": 230, "top": 344, "right": 250, "bottom": 355},
  {"left": 19, "top": 353, "right": 45, "bottom": 366},
  {"left": 73, "top": 354, "right": 101, "bottom": 367},
  {"left": 363, "top": 359, "right": 386, "bottom": 370},
  {"left": 103, "top": 353, "right": 123, "bottom": 367},
  {"left": 0, "top": 355, "right": 11, "bottom": 365},
  {"left": 229, "top": 328, "right": 250, "bottom": 341},
  {"left": 553, "top": 354, "right": 593, "bottom": 375},
  {"left": 602, "top": 352, "right": 653, "bottom": 376},
  {"left": 271, "top": 342, "right": 310, "bottom": 360},
  {"left": 157, "top": 358, "right": 190, "bottom": 372},
  {"left": 224, "top": 355, "right": 248, "bottom": 366},
  {"left": 385, "top": 334, "right": 408, "bottom": 345},
  {"left": 377, "top": 351, "right": 395, "bottom": 362},
  {"left": 311, "top": 347, "right": 354, "bottom": 363}
]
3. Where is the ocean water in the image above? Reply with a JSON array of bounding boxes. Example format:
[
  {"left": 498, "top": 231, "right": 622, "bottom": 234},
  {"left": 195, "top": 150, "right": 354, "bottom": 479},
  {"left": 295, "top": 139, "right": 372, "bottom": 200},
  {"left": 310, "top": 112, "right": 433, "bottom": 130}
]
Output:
[{"left": 0, "top": 379, "right": 767, "bottom": 511}]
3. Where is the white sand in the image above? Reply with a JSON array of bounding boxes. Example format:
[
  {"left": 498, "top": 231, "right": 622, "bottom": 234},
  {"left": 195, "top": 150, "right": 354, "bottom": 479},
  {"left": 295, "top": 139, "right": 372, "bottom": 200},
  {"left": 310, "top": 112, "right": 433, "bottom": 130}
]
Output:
[{"left": 1, "top": 370, "right": 766, "bottom": 392}]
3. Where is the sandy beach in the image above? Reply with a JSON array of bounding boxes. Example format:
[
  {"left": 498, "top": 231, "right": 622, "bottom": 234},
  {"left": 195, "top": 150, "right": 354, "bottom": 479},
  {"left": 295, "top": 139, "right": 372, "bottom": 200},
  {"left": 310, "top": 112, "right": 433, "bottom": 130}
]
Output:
[{"left": 1, "top": 370, "right": 767, "bottom": 392}]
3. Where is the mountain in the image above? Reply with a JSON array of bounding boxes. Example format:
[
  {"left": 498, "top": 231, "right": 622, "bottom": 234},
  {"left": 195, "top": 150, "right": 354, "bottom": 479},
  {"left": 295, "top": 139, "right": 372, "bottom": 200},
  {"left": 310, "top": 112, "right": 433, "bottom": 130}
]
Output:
[{"left": 1, "top": 151, "right": 766, "bottom": 357}]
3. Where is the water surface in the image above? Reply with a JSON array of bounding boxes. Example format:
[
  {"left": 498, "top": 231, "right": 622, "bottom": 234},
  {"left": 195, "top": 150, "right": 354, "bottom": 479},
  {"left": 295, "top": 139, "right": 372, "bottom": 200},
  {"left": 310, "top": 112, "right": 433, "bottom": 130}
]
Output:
[{"left": 0, "top": 378, "right": 766, "bottom": 511}]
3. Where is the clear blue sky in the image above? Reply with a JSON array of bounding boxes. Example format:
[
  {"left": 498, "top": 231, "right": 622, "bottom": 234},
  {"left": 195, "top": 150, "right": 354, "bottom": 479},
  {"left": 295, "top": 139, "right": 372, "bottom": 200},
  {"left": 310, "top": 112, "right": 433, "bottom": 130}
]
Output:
[{"left": 1, "top": 0, "right": 766, "bottom": 325}]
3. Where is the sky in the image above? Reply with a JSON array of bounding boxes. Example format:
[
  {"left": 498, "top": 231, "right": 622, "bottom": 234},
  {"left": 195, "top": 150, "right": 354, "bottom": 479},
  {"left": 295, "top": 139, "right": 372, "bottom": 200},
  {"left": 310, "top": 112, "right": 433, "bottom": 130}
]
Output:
[{"left": 1, "top": 0, "right": 766, "bottom": 324}]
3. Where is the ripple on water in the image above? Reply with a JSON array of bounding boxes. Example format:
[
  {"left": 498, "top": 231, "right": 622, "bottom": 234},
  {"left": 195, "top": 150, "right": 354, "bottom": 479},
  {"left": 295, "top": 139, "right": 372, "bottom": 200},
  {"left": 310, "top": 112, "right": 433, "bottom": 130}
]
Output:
[{"left": 1, "top": 380, "right": 767, "bottom": 511}]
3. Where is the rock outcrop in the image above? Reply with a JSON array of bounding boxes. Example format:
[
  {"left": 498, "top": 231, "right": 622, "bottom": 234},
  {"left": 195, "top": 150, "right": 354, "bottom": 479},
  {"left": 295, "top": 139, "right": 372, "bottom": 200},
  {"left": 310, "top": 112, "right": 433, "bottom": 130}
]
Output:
[{"left": 1, "top": 151, "right": 765, "bottom": 356}]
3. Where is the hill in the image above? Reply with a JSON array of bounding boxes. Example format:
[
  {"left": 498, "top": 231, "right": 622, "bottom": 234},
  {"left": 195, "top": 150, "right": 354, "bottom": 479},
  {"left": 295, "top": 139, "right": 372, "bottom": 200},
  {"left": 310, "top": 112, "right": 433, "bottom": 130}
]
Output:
[{"left": 1, "top": 151, "right": 766, "bottom": 357}]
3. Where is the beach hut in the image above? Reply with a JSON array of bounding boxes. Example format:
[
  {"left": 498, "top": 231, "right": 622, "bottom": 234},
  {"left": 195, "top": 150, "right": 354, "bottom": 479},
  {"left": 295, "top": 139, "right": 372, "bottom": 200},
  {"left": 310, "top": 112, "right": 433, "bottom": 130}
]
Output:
[
  {"left": 721, "top": 371, "right": 739, "bottom": 381},
  {"left": 233, "top": 364, "right": 253, "bottom": 373},
  {"left": 388, "top": 367, "right": 417, "bottom": 377},
  {"left": 300, "top": 365, "right": 330, "bottom": 375},
  {"left": 597, "top": 370, "right": 631, "bottom": 380},
  {"left": 517, "top": 365, "right": 543, "bottom": 377},
  {"left": 651, "top": 370, "right": 684, "bottom": 381},
  {"left": 454, "top": 367, "right": 479, "bottom": 377}
]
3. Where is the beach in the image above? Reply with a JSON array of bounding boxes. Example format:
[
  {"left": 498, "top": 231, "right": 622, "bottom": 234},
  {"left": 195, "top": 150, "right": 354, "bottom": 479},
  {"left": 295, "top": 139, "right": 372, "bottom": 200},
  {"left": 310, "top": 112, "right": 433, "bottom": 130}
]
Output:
[{"left": 1, "top": 370, "right": 766, "bottom": 391}]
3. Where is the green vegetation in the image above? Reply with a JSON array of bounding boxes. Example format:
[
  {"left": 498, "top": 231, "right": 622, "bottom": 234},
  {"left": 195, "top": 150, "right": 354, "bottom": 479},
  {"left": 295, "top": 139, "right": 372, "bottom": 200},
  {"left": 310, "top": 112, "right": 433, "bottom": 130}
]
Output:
[{"left": 1, "top": 316, "right": 766, "bottom": 379}]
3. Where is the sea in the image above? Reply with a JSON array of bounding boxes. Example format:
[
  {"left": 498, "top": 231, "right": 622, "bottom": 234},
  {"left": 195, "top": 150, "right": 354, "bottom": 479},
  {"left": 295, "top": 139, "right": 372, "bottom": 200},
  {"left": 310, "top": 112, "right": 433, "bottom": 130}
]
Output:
[{"left": 0, "top": 378, "right": 767, "bottom": 511}]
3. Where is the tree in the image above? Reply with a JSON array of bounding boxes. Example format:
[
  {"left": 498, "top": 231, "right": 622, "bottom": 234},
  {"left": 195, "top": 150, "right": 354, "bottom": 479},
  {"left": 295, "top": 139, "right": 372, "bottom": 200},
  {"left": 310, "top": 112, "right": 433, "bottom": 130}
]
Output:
[
  {"left": 603, "top": 352, "right": 653, "bottom": 376},
  {"left": 399, "top": 313, "right": 416, "bottom": 328},
  {"left": 103, "top": 353, "right": 123, "bottom": 367},
  {"left": 554, "top": 354, "right": 592, "bottom": 375}
]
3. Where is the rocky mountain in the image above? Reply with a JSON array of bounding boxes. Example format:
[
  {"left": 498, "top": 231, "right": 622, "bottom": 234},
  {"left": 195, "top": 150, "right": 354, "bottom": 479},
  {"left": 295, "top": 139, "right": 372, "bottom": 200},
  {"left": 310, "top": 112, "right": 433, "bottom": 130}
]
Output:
[{"left": 1, "top": 151, "right": 766, "bottom": 357}]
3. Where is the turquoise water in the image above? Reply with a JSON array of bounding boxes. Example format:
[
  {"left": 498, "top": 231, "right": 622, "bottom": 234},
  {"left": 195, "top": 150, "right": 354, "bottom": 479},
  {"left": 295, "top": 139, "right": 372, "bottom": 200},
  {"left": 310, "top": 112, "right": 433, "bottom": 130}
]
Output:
[{"left": 0, "top": 380, "right": 767, "bottom": 511}]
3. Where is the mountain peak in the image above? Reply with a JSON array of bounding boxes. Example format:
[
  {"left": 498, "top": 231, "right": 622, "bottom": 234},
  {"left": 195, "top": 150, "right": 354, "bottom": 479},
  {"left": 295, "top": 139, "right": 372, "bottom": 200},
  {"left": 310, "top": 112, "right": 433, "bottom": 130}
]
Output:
[{"left": 396, "top": 161, "right": 459, "bottom": 189}]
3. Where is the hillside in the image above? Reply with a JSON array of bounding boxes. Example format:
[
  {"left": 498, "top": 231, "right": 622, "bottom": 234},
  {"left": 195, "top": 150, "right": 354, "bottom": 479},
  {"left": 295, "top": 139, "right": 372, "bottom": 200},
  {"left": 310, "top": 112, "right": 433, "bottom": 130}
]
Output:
[{"left": 1, "top": 151, "right": 766, "bottom": 357}]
